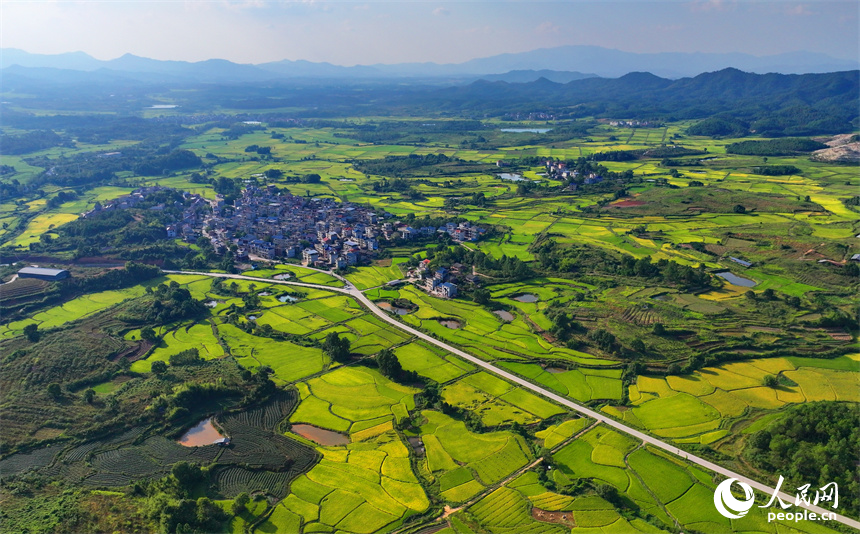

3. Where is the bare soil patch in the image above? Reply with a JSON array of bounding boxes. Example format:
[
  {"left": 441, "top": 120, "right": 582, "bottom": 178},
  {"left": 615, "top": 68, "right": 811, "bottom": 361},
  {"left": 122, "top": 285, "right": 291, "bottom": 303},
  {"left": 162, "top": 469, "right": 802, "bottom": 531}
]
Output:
[{"left": 532, "top": 507, "right": 576, "bottom": 527}]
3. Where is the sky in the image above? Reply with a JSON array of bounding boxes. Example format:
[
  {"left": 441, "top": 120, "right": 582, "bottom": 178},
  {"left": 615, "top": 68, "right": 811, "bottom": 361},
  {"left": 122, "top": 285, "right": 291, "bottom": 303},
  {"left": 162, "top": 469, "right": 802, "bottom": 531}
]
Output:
[{"left": 1, "top": 0, "right": 858, "bottom": 65}]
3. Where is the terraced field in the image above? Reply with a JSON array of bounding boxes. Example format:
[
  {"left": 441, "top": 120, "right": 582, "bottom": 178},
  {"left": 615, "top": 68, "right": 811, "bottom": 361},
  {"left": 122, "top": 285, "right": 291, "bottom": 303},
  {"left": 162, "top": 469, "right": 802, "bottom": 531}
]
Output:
[
  {"left": 601, "top": 355, "right": 860, "bottom": 443},
  {"left": 417, "top": 411, "right": 533, "bottom": 503},
  {"left": 290, "top": 366, "right": 417, "bottom": 435},
  {"left": 283, "top": 429, "right": 429, "bottom": 533},
  {"left": 452, "top": 424, "right": 842, "bottom": 534}
]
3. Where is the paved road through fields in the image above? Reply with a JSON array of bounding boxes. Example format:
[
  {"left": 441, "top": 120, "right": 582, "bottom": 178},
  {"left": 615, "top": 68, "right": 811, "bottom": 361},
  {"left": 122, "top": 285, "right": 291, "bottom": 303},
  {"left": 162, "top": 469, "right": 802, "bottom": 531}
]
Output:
[{"left": 166, "top": 269, "right": 860, "bottom": 531}]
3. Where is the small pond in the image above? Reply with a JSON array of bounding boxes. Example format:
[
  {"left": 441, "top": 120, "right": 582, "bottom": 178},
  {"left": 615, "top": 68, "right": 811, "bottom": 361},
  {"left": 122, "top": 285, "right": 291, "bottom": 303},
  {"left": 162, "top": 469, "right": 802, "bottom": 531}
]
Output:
[
  {"left": 292, "top": 424, "right": 349, "bottom": 446},
  {"left": 204, "top": 300, "right": 219, "bottom": 308},
  {"left": 513, "top": 294, "right": 539, "bottom": 303},
  {"left": 339, "top": 179, "right": 355, "bottom": 182},
  {"left": 273, "top": 273, "right": 292, "bottom": 280},
  {"left": 500, "top": 128, "right": 552, "bottom": 133},
  {"left": 545, "top": 367, "right": 566, "bottom": 374},
  {"left": 498, "top": 173, "right": 526, "bottom": 181},
  {"left": 258, "top": 292, "right": 271, "bottom": 296},
  {"left": 493, "top": 310, "right": 514, "bottom": 322},
  {"left": 178, "top": 418, "right": 225, "bottom": 447},
  {"left": 438, "top": 319, "right": 461, "bottom": 329},
  {"left": 378, "top": 302, "right": 410, "bottom": 315},
  {"left": 148, "top": 104, "right": 178, "bottom": 109},
  {"left": 715, "top": 271, "right": 757, "bottom": 287},
  {"left": 651, "top": 294, "right": 669, "bottom": 301},
  {"left": 279, "top": 295, "right": 299, "bottom": 303}
]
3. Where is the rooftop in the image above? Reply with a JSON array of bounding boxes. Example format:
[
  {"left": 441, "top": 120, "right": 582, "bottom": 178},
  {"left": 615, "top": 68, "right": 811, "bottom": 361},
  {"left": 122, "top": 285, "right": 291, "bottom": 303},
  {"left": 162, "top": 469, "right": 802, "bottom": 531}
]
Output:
[{"left": 18, "top": 267, "right": 69, "bottom": 277}]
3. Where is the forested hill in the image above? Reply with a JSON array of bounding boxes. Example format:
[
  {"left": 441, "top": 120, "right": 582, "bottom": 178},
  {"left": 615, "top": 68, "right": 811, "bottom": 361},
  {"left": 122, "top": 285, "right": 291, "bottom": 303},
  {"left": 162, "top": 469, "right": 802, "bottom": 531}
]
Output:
[
  {"left": 426, "top": 68, "right": 859, "bottom": 135},
  {"left": 1, "top": 67, "right": 857, "bottom": 136}
]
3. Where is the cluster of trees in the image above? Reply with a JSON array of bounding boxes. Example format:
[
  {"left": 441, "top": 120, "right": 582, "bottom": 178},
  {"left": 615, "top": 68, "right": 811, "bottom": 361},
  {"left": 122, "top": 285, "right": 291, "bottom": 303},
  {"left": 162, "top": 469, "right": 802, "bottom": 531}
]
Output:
[
  {"left": 354, "top": 153, "right": 470, "bottom": 177},
  {"left": 618, "top": 255, "right": 711, "bottom": 289},
  {"left": 18, "top": 137, "right": 196, "bottom": 193},
  {"left": 375, "top": 349, "right": 421, "bottom": 385},
  {"left": 322, "top": 332, "right": 351, "bottom": 363},
  {"left": 334, "top": 120, "right": 488, "bottom": 145},
  {"left": 746, "top": 402, "right": 859, "bottom": 517},
  {"left": 70, "top": 261, "right": 162, "bottom": 294},
  {"left": 120, "top": 281, "right": 206, "bottom": 325},
  {"left": 244, "top": 145, "right": 272, "bottom": 155},
  {"left": 147, "top": 379, "right": 239, "bottom": 422},
  {"left": 687, "top": 117, "right": 747, "bottom": 137},
  {"left": 220, "top": 122, "right": 265, "bottom": 140},
  {"left": 429, "top": 244, "right": 532, "bottom": 281},
  {"left": 443, "top": 192, "right": 487, "bottom": 209},
  {"left": 0, "top": 130, "right": 72, "bottom": 155},
  {"left": 371, "top": 177, "right": 415, "bottom": 194},
  {"left": 45, "top": 190, "right": 79, "bottom": 209},
  {"left": 544, "top": 305, "right": 585, "bottom": 342},
  {"left": 752, "top": 165, "right": 801, "bottom": 176},
  {"left": 588, "top": 150, "right": 637, "bottom": 162},
  {"left": 133, "top": 149, "right": 201, "bottom": 176},
  {"left": 135, "top": 462, "right": 228, "bottom": 534},
  {"left": 726, "top": 138, "right": 827, "bottom": 155},
  {"left": 533, "top": 240, "right": 711, "bottom": 290}
]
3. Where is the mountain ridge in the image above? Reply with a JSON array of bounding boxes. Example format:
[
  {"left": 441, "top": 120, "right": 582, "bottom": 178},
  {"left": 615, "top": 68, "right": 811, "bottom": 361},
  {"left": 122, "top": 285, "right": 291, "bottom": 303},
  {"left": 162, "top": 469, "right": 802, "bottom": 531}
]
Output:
[{"left": 2, "top": 46, "right": 857, "bottom": 83}]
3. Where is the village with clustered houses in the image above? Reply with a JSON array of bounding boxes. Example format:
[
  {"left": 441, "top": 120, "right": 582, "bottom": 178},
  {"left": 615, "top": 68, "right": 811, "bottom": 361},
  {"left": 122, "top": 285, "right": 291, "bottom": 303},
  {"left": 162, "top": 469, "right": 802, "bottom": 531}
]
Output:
[{"left": 81, "top": 183, "right": 485, "bottom": 297}]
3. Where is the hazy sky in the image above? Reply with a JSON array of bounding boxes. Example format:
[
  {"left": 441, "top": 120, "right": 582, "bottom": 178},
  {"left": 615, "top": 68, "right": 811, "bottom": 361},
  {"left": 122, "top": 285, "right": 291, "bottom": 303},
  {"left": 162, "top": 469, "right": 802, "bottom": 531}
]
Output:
[{"left": 2, "top": 1, "right": 858, "bottom": 65}]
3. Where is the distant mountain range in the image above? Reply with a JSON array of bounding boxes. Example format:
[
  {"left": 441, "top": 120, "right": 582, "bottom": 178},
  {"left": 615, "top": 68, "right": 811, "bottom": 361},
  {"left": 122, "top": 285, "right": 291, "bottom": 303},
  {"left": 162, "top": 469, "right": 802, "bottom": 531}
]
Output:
[{"left": 1, "top": 46, "right": 857, "bottom": 85}]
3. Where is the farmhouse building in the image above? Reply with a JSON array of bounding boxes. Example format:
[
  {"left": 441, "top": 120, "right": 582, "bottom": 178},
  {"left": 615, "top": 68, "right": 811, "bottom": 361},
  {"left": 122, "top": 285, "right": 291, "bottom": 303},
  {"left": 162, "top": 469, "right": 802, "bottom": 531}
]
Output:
[{"left": 18, "top": 267, "right": 70, "bottom": 281}]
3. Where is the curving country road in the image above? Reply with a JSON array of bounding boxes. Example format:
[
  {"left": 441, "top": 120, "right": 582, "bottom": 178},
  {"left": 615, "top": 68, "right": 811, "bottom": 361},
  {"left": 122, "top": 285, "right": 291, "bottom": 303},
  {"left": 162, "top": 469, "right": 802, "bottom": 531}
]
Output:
[{"left": 165, "top": 269, "right": 860, "bottom": 530}]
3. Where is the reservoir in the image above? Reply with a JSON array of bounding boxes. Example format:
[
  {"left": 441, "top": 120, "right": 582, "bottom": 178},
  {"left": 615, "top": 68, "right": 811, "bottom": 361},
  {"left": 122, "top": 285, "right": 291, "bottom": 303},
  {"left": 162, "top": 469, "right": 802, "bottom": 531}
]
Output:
[
  {"left": 715, "top": 272, "right": 757, "bottom": 287},
  {"left": 493, "top": 310, "right": 514, "bottom": 322},
  {"left": 178, "top": 418, "right": 225, "bottom": 447},
  {"left": 513, "top": 294, "right": 539, "bottom": 303}
]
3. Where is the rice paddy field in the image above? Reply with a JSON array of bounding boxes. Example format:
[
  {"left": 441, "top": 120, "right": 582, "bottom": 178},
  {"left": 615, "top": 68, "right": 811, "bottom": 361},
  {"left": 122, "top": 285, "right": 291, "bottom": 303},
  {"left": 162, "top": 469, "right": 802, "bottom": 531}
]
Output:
[
  {"left": 417, "top": 410, "right": 534, "bottom": 503},
  {"left": 369, "top": 284, "right": 613, "bottom": 367},
  {"left": 282, "top": 429, "right": 430, "bottom": 533},
  {"left": 452, "top": 424, "right": 842, "bottom": 534},
  {"left": 604, "top": 355, "right": 860, "bottom": 446},
  {"left": 1, "top": 116, "right": 858, "bottom": 533}
]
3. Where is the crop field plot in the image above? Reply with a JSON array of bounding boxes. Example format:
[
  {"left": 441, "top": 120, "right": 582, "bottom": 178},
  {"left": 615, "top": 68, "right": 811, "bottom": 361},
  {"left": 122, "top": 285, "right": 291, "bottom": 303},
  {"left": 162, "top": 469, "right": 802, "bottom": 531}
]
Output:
[
  {"left": 418, "top": 410, "right": 532, "bottom": 500},
  {"left": 341, "top": 314, "right": 412, "bottom": 355},
  {"left": 218, "top": 322, "right": 327, "bottom": 383},
  {"left": 291, "top": 366, "right": 417, "bottom": 435},
  {"left": 145, "top": 321, "right": 224, "bottom": 362},
  {"left": 539, "top": 428, "right": 838, "bottom": 534},
  {"left": 3, "top": 113, "right": 859, "bottom": 534},
  {"left": 243, "top": 265, "right": 344, "bottom": 288},
  {"left": 441, "top": 371, "right": 564, "bottom": 425},
  {"left": 0, "top": 280, "right": 172, "bottom": 339},
  {"left": 535, "top": 418, "right": 589, "bottom": 449},
  {"left": 498, "top": 361, "right": 622, "bottom": 402},
  {"left": 346, "top": 258, "right": 409, "bottom": 290},
  {"left": 393, "top": 340, "right": 473, "bottom": 383},
  {"left": 623, "top": 357, "right": 860, "bottom": 440},
  {"left": 286, "top": 429, "right": 428, "bottom": 533},
  {"left": 390, "top": 285, "right": 611, "bottom": 367}
]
